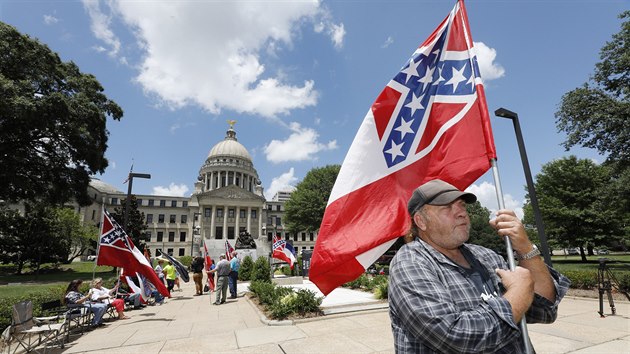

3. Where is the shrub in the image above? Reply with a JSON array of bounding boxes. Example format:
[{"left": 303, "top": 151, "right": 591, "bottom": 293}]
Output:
[
  {"left": 239, "top": 256, "right": 254, "bottom": 281},
  {"left": 293, "top": 289, "right": 322, "bottom": 315},
  {"left": 251, "top": 256, "right": 271, "bottom": 283},
  {"left": 280, "top": 265, "right": 292, "bottom": 276},
  {"left": 0, "top": 285, "right": 66, "bottom": 331},
  {"left": 247, "top": 281, "right": 321, "bottom": 320},
  {"left": 374, "top": 281, "right": 388, "bottom": 299},
  {"left": 617, "top": 273, "right": 630, "bottom": 293},
  {"left": 563, "top": 270, "right": 598, "bottom": 289},
  {"left": 249, "top": 280, "right": 277, "bottom": 305},
  {"left": 269, "top": 301, "right": 293, "bottom": 320},
  {"left": 178, "top": 256, "right": 192, "bottom": 268},
  {"left": 343, "top": 274, "right": 368, "bottom": 289}
]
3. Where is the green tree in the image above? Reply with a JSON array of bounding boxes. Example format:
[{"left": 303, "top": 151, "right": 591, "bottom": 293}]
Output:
[
  {"left": 533, "top": 156, "right": 621, "bottom": 261},
  {"left": 555, "top": 11, "right": 630, "bottom": 169},
  {"left": 466, "top": 201, "right": 506, "bottom": 257},
  {"left": 239, "top": 255, "right": 254, "bottom": 281},
  {"left": 285, "top": 165, "right": 340, "bottom": 233},
  {"left": 0, "top": 203, "right": 66, "bottom": 274},
  {"left": 251, "top": 256, "right": 271, "bottom": 283},
  {"left": 110, "top": 195, "right": 148, "bottom": 251},
  {"left": 53, "top": 207, "right": 99, "bottom": 263},
  {"left": 0, "top": 22, "right": 123, "bottom": 206}
]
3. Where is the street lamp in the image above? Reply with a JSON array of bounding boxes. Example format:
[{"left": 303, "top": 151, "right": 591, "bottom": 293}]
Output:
[
  {"left": 191, "top": 212, "right": 202, "bottom": 256},
  {"left": 123, "top": 172, "right": 151, "bottom": 233},
  {"left": 494, "top": 108, "right": 552, "bottom": 267}
]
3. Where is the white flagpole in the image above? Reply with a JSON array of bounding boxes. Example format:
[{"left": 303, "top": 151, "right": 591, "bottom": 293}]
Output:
[{"left": 491, "top": 159, "right": 533, "bottom": 354}]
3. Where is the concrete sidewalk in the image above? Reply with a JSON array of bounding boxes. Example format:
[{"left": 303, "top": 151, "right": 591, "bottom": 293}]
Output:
[{"left": 45, "top": 279, "right": 628, "bottom": 353}]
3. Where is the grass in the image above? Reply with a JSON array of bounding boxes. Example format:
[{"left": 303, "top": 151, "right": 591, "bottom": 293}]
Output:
[
  {"left": 551, "top": 254, "right": 630, "bottom": 273},
  {"left": 0, "top": 261, "right": 118, "bottom": 297}
]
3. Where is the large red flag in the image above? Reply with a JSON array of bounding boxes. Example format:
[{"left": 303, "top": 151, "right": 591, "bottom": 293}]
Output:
[
  {"left": 310, "top": 0, "right": 496, "bottom": 295},
  {"left": 97, "top": 210, "right": 170, "bottom": 297}
]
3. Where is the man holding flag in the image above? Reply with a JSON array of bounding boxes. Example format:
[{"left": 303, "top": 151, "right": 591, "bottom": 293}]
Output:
[
  {"left": 308, "top": 1, "right": 569, "bottom": 352},
  {"left": 389, "top": 180, "right": 569, "bottom": 353}
]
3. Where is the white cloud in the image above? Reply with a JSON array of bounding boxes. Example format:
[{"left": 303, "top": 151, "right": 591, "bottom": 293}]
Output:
[
  {"left": 81, "top": 0, "right": 120, "bottom": 57},
  {"left": 264, "top": 122, "right": 337, "bottom": 163},
  {"left": 265, "top": 168, "right": 298, "bottom": 200},
  {"left": 466, "top": 181, "right": 524, "bottom": 220},
  {"left": 382, "top": 36, "right": 394, "bottom": 48},
  {"left": 83, "top": 1, "right": 343, "bottom": 118},
  {"left": 152, "top": 183, "right": 189, "bottom": 197},
  {"left": 474, "top": 42, "right": 505, "bottom": 81},
  {"left": 329, "top": 23, "right": 345, "bottom": 49},
  {"left": 43, "top": 15, "right": 59, "bottom": 25}
]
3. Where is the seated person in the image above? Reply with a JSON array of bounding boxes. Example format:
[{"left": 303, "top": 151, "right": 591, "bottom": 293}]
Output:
[
  {"left": 117, "top": 277, "right": 144, "bottom": 309},
  {"left": 90, "top": 278, "right": 130, "bottom": 320},
  {"left": 64, "top": 279, "right": 108, "bottom": 328}
]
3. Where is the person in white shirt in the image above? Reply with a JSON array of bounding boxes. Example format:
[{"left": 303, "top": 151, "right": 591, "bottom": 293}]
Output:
[{"left": 91, "top": 278, "right": 130, "bottom": 320}]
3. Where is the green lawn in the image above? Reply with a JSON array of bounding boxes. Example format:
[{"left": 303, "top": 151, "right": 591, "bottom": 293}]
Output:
[
  {"left": 551, "top": 254, "right": 630, "bottom": 273},
  {"left": 0, "top": 262, "right": 118, "bottom": 297}
]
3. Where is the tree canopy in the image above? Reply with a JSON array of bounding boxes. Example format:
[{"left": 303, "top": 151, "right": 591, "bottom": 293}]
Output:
[
  {"left": 110, "top": 195, "right": 148, "bottom": 251},
  {"left": 555, "top": 11, "right": 630, "bottom": 169},
  {"left": 0, "top": 22, "right": 123, "bottom": 206},
  {"left": 531, "top": 156, "right": 624, "bottom": 261},
  {"left": 284, "top": 165, "right": 340, "bottom": 233}
]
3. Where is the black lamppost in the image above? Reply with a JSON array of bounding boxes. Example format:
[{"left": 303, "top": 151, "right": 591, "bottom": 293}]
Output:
[
  {"left": 494, "top": 108, "right": 552, "bottom": 267},
  {"left": 123, "top": 172, "right": 151, "bottom": 233},
  {"left": 191, "top": 212, "right": 202, "bottom": 256}
]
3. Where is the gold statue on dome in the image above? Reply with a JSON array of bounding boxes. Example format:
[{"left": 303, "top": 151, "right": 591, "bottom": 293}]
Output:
[{"left": 227, "top": 119, "right": 237, "bottom": 129}]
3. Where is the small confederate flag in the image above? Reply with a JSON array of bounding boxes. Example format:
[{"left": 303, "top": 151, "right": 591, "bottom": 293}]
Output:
[
  {"left": 225, "top": 240, "right": 234, "bottom": 260},
  {"left": 97, "top": 210, "right": 170, "bottom": 297},
  {"left": 203, "top": 239, "right": 215, "bottom": 291},
  {"left": 309, "top": 0, "right": 497, "bottom": 295},
  {"left": 272, "top": 235, "right": 297, "bottom": 269}
]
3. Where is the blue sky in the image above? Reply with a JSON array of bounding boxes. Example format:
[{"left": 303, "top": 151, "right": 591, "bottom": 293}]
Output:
[{"left": 1, "top": 0, "right": 626, "bottom": 218}]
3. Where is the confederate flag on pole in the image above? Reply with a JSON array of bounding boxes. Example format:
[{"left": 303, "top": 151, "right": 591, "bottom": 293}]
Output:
[
  {"left": 97, "top": 210, "right": 170, "bottom": 297},
  {"left": 309, "top": 0, "right": 497, "bottom": 295}
]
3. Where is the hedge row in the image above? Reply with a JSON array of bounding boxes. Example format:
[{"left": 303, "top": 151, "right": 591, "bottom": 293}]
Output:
[{"left": 248, "top": 280, "right": 321, "bottom": 320}]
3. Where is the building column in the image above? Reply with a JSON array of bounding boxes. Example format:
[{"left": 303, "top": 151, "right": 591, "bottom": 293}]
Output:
[
  {"left": 223, "top": 204, "right": 228, "bottom": 239},
  {"left": 210, "top": 205, "right": 216, "bottom": 239},
  {"left": 209, "top": 171, "right": 214, "bottom": 190},
  {"left": 235, "top": 206, "right": 240, "bottom": 236},
  {"left": 247, "top": 206, "right": 251, "bottom": 233},
  {"left": 258, "top": 207, "right": 262, "bottom": 239}
]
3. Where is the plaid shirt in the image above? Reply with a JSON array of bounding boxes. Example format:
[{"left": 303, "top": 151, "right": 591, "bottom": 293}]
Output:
[{"left": 389, "top": 238, "right": 570, "bottom": 353}]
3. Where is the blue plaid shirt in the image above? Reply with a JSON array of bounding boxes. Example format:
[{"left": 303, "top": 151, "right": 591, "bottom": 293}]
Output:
[{"left": 389, "top": 238, "right": 570, "bottom": 353}]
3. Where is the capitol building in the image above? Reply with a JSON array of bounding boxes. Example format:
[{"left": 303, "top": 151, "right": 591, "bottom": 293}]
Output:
[{"left": 81, "top": 123, "right": 317, "bottom": 261}]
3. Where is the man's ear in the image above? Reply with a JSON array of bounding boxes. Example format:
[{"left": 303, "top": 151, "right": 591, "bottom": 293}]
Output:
[{"left": 413, "top": 213, "right": 427, "bottom": 231}]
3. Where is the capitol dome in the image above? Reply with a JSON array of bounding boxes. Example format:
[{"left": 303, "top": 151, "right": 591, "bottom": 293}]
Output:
[{"left": 207, "top": 127, "right": 252, "bottom": 162}]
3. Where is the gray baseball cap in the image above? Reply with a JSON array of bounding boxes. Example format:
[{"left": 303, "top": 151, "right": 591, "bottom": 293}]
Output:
[{"left": 407, "top": 179, "right": 476, "bottom": 215}]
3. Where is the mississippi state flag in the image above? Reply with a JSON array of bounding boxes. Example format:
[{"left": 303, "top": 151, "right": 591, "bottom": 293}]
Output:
[
  {"left": 203, "top": 239, "right": 215, "bottom": 291},
  {"left": 97, "top": 210, "right": 170, "bottom": 297},
  {"left": 272, "top": 235, "right": 297, "bottom": 269},
  {"left": 310, "top": 0, "right": 497, "bottom": 295}
]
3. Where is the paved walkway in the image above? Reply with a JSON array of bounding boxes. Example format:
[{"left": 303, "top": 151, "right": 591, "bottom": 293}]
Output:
[{"left": 41, "top": 279, "right": 629, "bottom": 353}]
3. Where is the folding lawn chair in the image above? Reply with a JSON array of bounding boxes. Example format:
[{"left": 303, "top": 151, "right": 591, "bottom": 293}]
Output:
[{"left": 4, "top": 300, "right": 65, "bottom": 353}]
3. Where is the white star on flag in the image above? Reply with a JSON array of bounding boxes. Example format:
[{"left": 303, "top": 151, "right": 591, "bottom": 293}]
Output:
[
  {"left": 446, "top": 65, "right": 467, "bottom": 92},
  {"left": 401, "top": 58, "right": 422, "bottom": 84},
  {"left": 385, "top": 141, "right": 405, "bottom": 159},
  {"left": 404, "top": 93, "right": 424, "bottom": 117},
  {"left": 394, "top": 117, "right": 414, "bottom": 140}
]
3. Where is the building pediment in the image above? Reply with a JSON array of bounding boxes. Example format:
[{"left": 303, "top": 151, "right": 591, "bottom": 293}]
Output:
[{"left": 200, "top": 185, "right": 265, "bottom": 202}]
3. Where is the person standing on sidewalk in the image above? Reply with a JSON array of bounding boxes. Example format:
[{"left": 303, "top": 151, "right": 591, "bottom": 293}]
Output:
[
  {"left": 191, "top": 256, "right": 205, "bottom": 296},
  {"left": 228, "top": 251, "right": 240, "bottom": 298},
  {"left": 209, "top": 254, "right": 230, "bottom": 305},
  {"left": 388, "top": 179, "right": 570, "bottom": 353},
  {"left": 163, "top": 260, "right": 177, "bottom": 292}
]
